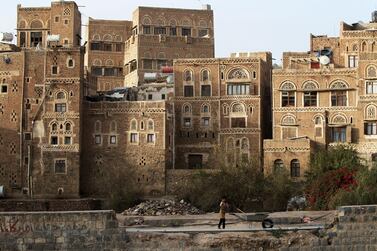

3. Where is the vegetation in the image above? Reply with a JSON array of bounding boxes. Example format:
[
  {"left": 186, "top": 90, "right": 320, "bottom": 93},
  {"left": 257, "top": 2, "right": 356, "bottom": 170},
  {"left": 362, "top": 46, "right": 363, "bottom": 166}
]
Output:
[
  {"left": 305, "top": 145, "right": 377, "bottom": 210},
  {"left": 179, "top": 158, "right": 298, "bottom": 212}
]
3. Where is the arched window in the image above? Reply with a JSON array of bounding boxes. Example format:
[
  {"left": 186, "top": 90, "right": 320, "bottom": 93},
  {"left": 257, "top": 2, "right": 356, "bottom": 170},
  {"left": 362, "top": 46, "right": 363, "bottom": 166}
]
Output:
[
  {"left": 365, "top": 104, "right": 377, "bottom": 120},
  {"left": 303, "top": 81, "right": 318, "bottom": 107},
  {"left": 352, "top": 44, "right": 358, "bottom": 52},
  {"left": 314, "top": 115, "right": 323, "bottom": 137},
  {"left": 182, "top": 104, "right": 192, "bottom": 114},
  {"left": 201, "top": 69, "right": 210, "bottom": 82},
  {"left": 290, "top": 159, "right": 300, "bottom": 177},
  {"left": 362, "top": 41, "right": 367, "bottom": 52},
  {"left": 65, "top": 122, "right": 71, "bottom": 131},
  {"left": 281, "top": 115, "right": 296, "bottom": 125},
  {"left": 110, "top": 121, "right": 117, "bottom": 132},
  {"left": 367, "top": 65, "right": 377, "bottom": 78},
  {"left": 241, "top": 138, "right": 249, "bottom": 150},
  {"left": 202, "top": 104, "right": 210, "bottom": 113},
  {"left": 273, "top": 159, "right": 284, "bottom": 172},
  {"left": 281, "top": 82, "right": 296, "bottom": 107},
  {"left": 67, "top": 58, "right": 74, "bottom": 68},
  {"left": 372, "top": 42, "right": 376, "bottom": 52},
  {"left": 223, "top": 104, "right": 229, "bottom": 115},
  {"left": 94, "top": 121, "right": 102, "bottom": 133},
  {"left": 103, "top": 34, "right": 112, "bottom": 41},
  {"left": 148, "top": 120, "right": 154, "bottom": 131},
  {"left": 227, "top": 68, "right": 249, "bottom": 80},
  {"left": 140, "top": 121, "right": 144, "bottom": 130},
  {"left": 56, "top": 92, "right": 66, "bottom": 100},
  {"left": 184, "top": 70, "right": 193, "bottom": 82},
  {"left": 30, "top": 20, "right": 43, "bottom": 29},
  {"left": 231, "top": 103, "right": 245, "bottom": 114},
  {"left": 52, "top": 123, "right": 57, "bottom": 131},
  {"left": 332, "top": 114, "right": 347, "bottom": 124},
  {"left": 330, "top": 81, "right": 348, "bottom": 106},
  {"left": 130, "top": 119, "right": 137, "bottom": 131}
]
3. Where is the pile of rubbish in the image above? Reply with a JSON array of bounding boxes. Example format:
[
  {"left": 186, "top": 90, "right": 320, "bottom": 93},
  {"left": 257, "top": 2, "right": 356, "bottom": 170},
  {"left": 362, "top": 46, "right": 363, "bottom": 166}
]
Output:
[{"left": 122, "top": 199, "right": 203, "bottom": 216}]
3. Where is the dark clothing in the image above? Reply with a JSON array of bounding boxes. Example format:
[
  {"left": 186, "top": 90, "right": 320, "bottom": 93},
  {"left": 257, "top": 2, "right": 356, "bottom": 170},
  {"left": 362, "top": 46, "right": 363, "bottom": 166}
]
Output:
[{"left": 218, "top": 218, "right": 226, "bottom": 229}]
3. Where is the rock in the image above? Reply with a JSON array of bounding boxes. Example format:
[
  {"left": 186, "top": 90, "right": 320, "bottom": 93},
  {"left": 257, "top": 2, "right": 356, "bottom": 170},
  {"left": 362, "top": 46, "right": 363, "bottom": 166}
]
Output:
[{"left": 122, "top": 199, "right": 204, "bottom": 216}]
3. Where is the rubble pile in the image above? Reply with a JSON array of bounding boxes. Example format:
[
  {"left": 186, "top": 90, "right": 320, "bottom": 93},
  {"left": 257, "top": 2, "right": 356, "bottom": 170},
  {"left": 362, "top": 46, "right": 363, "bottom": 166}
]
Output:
[{"left": 122, "top": 199, "right": 203, "bottom": 216}]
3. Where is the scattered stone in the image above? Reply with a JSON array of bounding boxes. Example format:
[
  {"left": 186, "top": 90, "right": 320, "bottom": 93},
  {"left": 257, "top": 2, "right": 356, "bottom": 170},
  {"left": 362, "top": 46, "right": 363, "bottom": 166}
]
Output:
[{"left": 122, "top": 199, "right": 203, "bottom": 216}]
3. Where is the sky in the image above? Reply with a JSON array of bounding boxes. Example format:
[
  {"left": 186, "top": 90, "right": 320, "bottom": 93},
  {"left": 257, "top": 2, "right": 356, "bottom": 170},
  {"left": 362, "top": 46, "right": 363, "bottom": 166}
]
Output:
[{"left": 1, "top": 0, "right": 377, "bottom": 62}]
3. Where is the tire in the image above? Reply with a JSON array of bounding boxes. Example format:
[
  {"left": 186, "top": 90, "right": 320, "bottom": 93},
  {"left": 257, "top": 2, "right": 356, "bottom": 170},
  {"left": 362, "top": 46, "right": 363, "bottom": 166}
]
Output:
[{"left": 262, "top": 218, "right": 274, "bottom": 228}]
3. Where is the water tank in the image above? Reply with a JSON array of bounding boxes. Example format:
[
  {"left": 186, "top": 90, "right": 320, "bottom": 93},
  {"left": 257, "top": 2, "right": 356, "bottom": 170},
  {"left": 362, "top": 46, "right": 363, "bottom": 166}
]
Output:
[
  {"left": 47, "top": 35, "right": 60, "bottom": 42},
  {"left": 0, "top": 33, "right": 14, "bottom": 42},
  {"left": 372, "top": 11, "right": 377, "bottom": 23},
  {"left": 202, "top": 4, "right": 211, "bottom": 10}
]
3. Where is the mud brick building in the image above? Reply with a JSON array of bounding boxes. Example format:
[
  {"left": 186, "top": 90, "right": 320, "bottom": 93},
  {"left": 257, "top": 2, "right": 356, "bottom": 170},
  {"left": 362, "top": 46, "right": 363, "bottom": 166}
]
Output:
[
  {"left": 81, "top": 100, "right": 173, "bottom": 196},
  {"left": 124, "top": 6, "right": 215, "bottom": 86},
  {"left": 85, "top": 19, "right": 132, "bottom": 93},
  {"left": 0, "top": 1, "right": 84, "bottom": 198},
  {"left": 264, "top": 13, "right": 377, "bottom": 177},
  {"left": 16, "top": 1, "right": 81, "bottom": 48},
  {"left": 173, "top": 53, "right": 272, "bottom": 169}
]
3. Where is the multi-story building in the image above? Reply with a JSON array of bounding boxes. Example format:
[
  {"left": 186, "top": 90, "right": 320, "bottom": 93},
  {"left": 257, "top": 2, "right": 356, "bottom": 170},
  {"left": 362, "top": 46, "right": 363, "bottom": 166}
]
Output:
[
  {"left": 16, "top": 1, "right": 81, "bottom": 48},
  {"left": 0, "top": 1, "right": 84, "bottom": 198},
  {"left": 85, "top": 18, "right": 132, "bottom": 93},
  {"left": 81, "top": 100, "right": 173, "bottom": 196},
  {"left": 264, "top": 13, "right": 377, "bottom": 177},
  {"left": 173, "top": 53, "right": 272, "bottom": 170},
  {"left": 124, "top": 5, "right": 215, "bottom": 87}
]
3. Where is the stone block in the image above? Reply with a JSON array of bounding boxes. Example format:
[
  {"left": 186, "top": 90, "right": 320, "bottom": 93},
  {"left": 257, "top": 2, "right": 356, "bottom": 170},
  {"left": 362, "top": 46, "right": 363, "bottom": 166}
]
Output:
[{"left": 34, "top": 238, "right": 46, "bottom": 244}]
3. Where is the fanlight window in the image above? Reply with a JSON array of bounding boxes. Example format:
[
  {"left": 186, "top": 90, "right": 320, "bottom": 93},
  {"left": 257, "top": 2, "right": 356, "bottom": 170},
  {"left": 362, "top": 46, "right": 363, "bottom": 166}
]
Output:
[
  {"left": 367, "top": 66, "right": 377, "bottom": 78},
  {"left": 130, "top": 120, "right": 137, "bottom": 130},
  {"left": 56, "top": 92, "right": 66, "bottom": 99},
  {"left": 183, "top": 104, "right": 192, "bottom": 114},
  {"left": 314, "top": 116, "right": 322, "bottom": 125},
  {"left": 231, "top": 103, "right": 245, "bottom": 113},
  {"left": 332, "top": 115, "right": 347, "bottom": 124},
  {"left": 202, "top": 105, "right": 210, "bottom": 113},
  {"left": 330, "top": 81, "right": 348, "bottom": 89},
  {"left": 241, "top": 138, "right": 249, "bottom": 150},
  {"left": 281, "top": 82, "right": 296, "bottom": 90},
  {"left": 201, "top": 69, "right": 210, "bottom": 82},
  {"left": 303, "top": 81, "right": 318, "bottom": 90},
  {"left": 227, "top": 68, "right": 249, "bottom": 80},
  {"left": 366, "top": 105, "right": 377, "bottom": 120},
  {"left": 281, "top": 115, "right": 296, "bottom": 125},
  {"left": 184, "top": 70, "right": 193, "bottom": 82},
  {"left": 148, "top": 120, "right": 154, "bottom": 131}
]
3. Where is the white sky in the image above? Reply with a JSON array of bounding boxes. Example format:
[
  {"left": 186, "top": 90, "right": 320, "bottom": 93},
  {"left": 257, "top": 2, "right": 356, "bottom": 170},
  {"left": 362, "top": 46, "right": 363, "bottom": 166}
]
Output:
[{"left": 1, "top": 0, "right": 377, "bottom": 62}]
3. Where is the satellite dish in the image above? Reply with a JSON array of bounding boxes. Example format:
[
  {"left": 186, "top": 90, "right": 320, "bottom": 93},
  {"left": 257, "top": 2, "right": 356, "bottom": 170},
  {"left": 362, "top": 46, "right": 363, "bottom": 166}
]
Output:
[{"left": 319, "top": 56, "right": 330, "bottom": 65}]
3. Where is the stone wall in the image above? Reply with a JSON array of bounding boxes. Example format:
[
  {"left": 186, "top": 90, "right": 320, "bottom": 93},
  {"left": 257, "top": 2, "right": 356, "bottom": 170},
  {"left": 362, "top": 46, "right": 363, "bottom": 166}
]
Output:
[{"left": 0, "top": 210, "right": 127, "bottom": 251}]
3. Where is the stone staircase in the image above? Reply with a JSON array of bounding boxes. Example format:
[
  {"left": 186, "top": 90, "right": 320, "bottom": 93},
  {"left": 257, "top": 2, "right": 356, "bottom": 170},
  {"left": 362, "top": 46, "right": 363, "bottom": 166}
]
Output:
[{"left": 282, "top": 205, "right": 377, "bottom": 251}]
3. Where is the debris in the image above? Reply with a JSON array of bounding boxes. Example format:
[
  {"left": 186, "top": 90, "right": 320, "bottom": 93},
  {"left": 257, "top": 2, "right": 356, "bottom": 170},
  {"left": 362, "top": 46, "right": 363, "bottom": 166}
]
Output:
[
  {"left": 287, "top": 196, "right": 307, "bottom": 211},
  {"left": 122, "top": 199, "right": 203, "bottom": 216}
]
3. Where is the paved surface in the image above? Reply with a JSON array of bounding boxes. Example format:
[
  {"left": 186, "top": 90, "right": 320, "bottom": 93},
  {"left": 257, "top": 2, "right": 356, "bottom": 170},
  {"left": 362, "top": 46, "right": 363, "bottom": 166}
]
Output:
[
  {"left": 119, "top": 210, "right": 335, "bottom": 233},
  {"left": 125, "top": 225, "right": 325, "bottom": 233}
]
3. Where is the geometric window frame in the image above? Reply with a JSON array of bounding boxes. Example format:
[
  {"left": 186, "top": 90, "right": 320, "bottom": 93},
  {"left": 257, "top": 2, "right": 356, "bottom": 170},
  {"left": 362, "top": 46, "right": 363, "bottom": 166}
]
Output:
[{"left": 365, "top": 104, "right": 377, "bottom": 120}]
